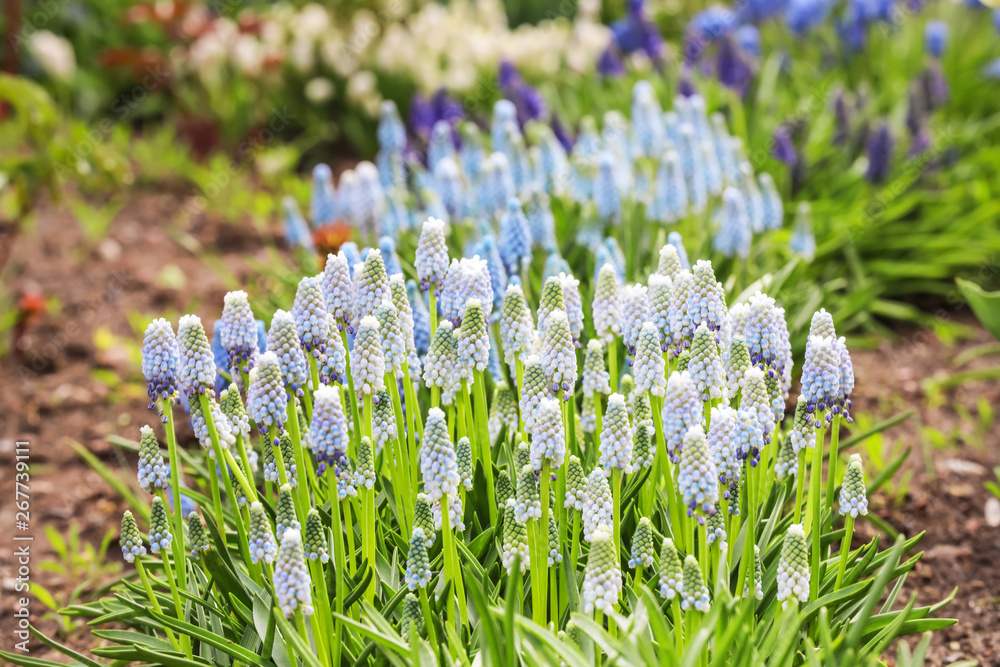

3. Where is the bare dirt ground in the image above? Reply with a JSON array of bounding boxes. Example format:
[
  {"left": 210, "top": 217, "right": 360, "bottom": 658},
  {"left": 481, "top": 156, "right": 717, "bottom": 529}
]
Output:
[{"left": 1, "top": 193, "right": 998, "bottom": 664}]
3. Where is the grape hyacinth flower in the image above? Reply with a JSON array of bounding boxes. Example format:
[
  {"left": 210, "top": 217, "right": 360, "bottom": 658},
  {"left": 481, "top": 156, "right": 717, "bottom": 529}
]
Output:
[
  {"left": 657, "top": 243, "right": 683, "bottom": 280},
  {"left": 177, "top": 315, "right": 217, "bottom": 397},
  {"left": 547, "top": 514, "right": 562, "bottom": 566},
  {"left": 668, "top": 270, "right": 695, "bottom": 353},
  {"left": 800, "top": 336, "right": 842, "bottom": 425},
  {"left": 488, "top": 382, "right": 519, "bottom": 443},
  {"left": 352, "top": 316, "right": 386, "bottom": 398},
  {"left": 742, "top": 367, "right": 776, "bottom": 444},
  {"left": 530, "top": 397, "right": 567, "bottom": 471},
  {"left": 622, "top": 284, "right": 650, "bottom": 358},
  {"left": 633, "top": 422, "right": 654, "bottom": 469},
  {"left": 456, "top": 299, "right": 490, "bottom": 384},
  {"left": 375, "top": 299, "right": 406, "bottom": 380},
  {"left": 475, "top": 235, "right": 508, "bottom": 314},
  {"left": 564, "top": 455, "right": 586, "bottom": 511},
  {"left": 498, "top": 198, "right": 532, "bottom": 277},
  {"left": 440, "top": 257, "right": 492, "bottom": 326},
  {"left": 406, "top": 280, "right": 431, "bottom": 356},
  {"left": 678, "top": 426, "right": 719, "bottom": 522},
  {"left": 758, "top": 173, "right": 784, "bottom": 231},
  {"left": 582, "top": 340, "right": 612, "bottom": 397},
  {"left": 540, "top": 310, "right": 576, "bottom": 400},
  {"left": 581, "top": 526, "right": 622, "bottom": 613},
  {"left": 188, "top": 513, "right": 210, "bottom": 555},
  {"left": 633, "top": 323, "right": 666, "bottom": 398},
  {"left": 142, "top": 318, "right": 180, "bottom": 410},
  {"left": 681, "top": 555, "right": 711, "bottom": 612},
  {"left": 593, "top": 264, "right": 622, "bottom": 343},
  {"left": 310, "top": 385, "right": 350, "bottom": 476},
  {"left": 420, "top": 408, "right": 461, "bottom": 506},
  {"left": 120, "top": 510, "right": 146, "bottom": 563},
  {"left": 456, "top": 437, "right": 473, "bottom": 491},
  {"left": 839, "top": 454, "right": 869, "bottom": 518},
  {"left": 424, "top": 321, "right": 459, "bottom": 403},
  {"left": 650, "top": 150, "right": 688, "bottom": 224},
  {"left": 865, "top": 123, "right": 894, "bottom": 185},
  {"left": 774, "top": 432, "right": 799, "bottom": 480},
  {"left": 707, "top": 406, "right": 741, "bottom": 501},
  {"left": 268, "top": 310, "right": 308, "bottom": 396},
  {"left": 520, "top": 356, "right": 548, "bottom": 434},
  {"left": 537, "top": 276, "right": 565, "bottom": 336},
  {"left": 303, "top": 509, "right": 329, "bottom": 563},
  {"left": 496, "top": 470, "right": 515, "bottom": 510},
  {"left": 413, "top": 494, "right": 436, "bottom": 547},
  {"left": 678, "top": 125, "right": 707, "bottom": 214},
  {"left": 658, "top": 538, "right": 683, "bottom": 599},
  {"left": 388, "top": 275, "right": 421, "bottom": 378},
  {"left": 515, "top": 463, "right": 541, "bottom": 523},
  {"left": 582, "top": 467, "right": 614, "bottom": 542},
  {"left": 219, "top": 291, "right": 258, "bottom": 378},
  {"left": 688, "top": 324, "right": 727, "bottom": 402},
  {"left": 322, "top": 252, "right": 356, "bottom": 333},
  {"left": 275, "top": 484, "right": 299, "bottom": 538},
  {"left": 500, "top": 284, "right": 535, "bottom": 370},
  {"left": 188, "top": 392, "right": 236, "bottom": 456},
  {"left": 661, "top": 371, "right": 702, "bottom": 463},
  {"left": 838, "top": 336, "right": 855, "bottom": 421},
  {"left": 776, "top": 523, "right": 809, "bottom": 609},
  {"left": 727, "top": 337, "right": 751, "bottom": 396},
  {"left": 714, "top": 187, "right": 752, "bottom": 259},
  {"left": 790, "top": 202, "right": 816, "bottom": 262},
  {"left": 405, "top": 527, "right": 432, "bottom": 590},
  {"left": 414, "top": 218, "right": 450, "bottom": 294},
  {"left": 248, "top": 501, "right": 277, "bottom": 565},
  {"left": 501, "top": 499, "right": 530, "bottom": 573},
  {"left": 371, "top": 390, "right": 397, "bottom": 457},
  {"left": 291, "top": 276, "right": 328, "bottom": 356},
  {"left": 689, "top": 260, "right": 730, "bottom": 348},
  {"left": 137, "top": 425, "right": 169, "bottom": 493},
  {"left": 594, "top": 153, "right": 623, "bottom": 225},
  {"left": 925, "top": 20, "right": 947, "bottom": 58},
  {"left": 355, "top": 250, "right": 390, "bottom": 325},
  {"left": 248, "top": 352, "right": 287, "bottom": 437},
  {"left": 356, "top": 437, "right": 377, "bottom": 491},
  {"left": 628, "top": 517, "right": 655, "bottom": 569},
  {"left": 148, "top": 497, "right": 172, "bottom": 554},
  {"left": 599, "top": 394, "right": 634, "bottom": 475},
  {"left": 706, "top": 502, "right": 726, "bottom": 546}
]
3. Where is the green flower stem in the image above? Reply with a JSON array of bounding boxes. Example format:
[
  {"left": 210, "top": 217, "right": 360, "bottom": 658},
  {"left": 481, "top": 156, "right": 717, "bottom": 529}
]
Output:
[
  {"left": 699, "top": 522, "right": 709, "bottom": 583},
  {"left": 595, "top": 608, "right": 604, "bottom": 667},
  {"left": 824, "top": 416, "right": 842, "bottom": 534},
  {"left": 515, "top": 358, "right": 524, "bottom": 404},
  {"left": 341, "top": 330, "right": 364, "bottom": 452},
  {"left": 834, "top": 515, "right": 856, "bottom": 590},
  {"left": 794, "top": 449, "right": 807, "bottom": 524},
  {"left": 363, "top": 486, "right": 376, "bottom": 603},
  {"left": 808, "top": 426, "right": 827, "bottom": 602},
  {"left": 431, "top": 386, "right": 441, "bottom": 409},
  {"left": 157, "top": 534, "right": 192, "bottom": 658},
  {"left": 672, "top": 595, "right": 684, "bottom": 653},
  {"left": 342, "top": 496, "right": 357, "bottom": 578},
  {"left": 550, "top": 568, "right": 560, "bottom": 627},
  {"left": 270, "top": 427, "right": 292, "bottom": 488},
  {"left": 440, "top": 494, "right": 468, "bottom": 630},
  {"left": 429, "top": 289, "right": 438, "bottom": 337},
  {"left": 233, "top": 433, "right": 258, "bottom": 504},
  {"left": 419, "top": 587, "right": 439, "bottom": 649},
  {"left": 759, "top": 426, "right": 780, "bottom": 514},
  {"left": 608, "top": 340, "right": 619, "bottom": 393},
  {"left": 593, "top": 395, "right": 603, "bottom": 455},
  {"left": 570, "top": 510, "right": 581, "bottom": 574},
  {"left": 388, "top": 375, "right": 414, "bottom": 533},
  {"left": 199, "top": 407, "right": 225, "bottom": 529},
  {"left": 473, "top": 372, "right": 498, "bottom": 525},
  {"left": 294, "top": 609, "right": 309, "bottom": 645},
  {"left": 134, "top": 558, "right": 182, "bottom": 652},
  {"left": 309, "top": 355, "right": 321, "bottom": 409},
  {"left": 161, "top": 401, "right": 188, "bottom": 595},
  {"left": 612, "top": 469, "right": 622, "bottom": 561},
  {"left": 538, "top": 461, "right": 552, "bottom": 624},
  {"left": 528, "top": 519, "right": 543, "bottom": 625},
  {"left": 401, "top": 362, "right": 421, "bottom": 481},
  {"left": 736, "top": 468, "right": 753, "bottom": 599},
  {"left": 308, "top": 558, "right": 336, "bottom": 667},
  {"left": 329, "top": 491, "right": 347, "bottom": 649}
]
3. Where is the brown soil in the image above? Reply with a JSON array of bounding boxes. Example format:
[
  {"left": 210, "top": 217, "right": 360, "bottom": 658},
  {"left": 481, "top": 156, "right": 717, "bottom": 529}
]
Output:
[{"left": 1, "top": 193, "right": 998, "bottom": 665}]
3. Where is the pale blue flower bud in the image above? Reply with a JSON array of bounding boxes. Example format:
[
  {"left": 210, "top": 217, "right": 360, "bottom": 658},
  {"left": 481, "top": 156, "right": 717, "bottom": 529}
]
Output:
[
  {"left": 582, "top": 525, "right": 622, "bottom": 613},
  {"left": 599, "top": 393, "right": 634, "bottom": 474},
  {"left": 352, "top": 316, "right": 386, "bottom": 397},
  {"left": 582, "top": 467, "right": 614, "bottom": 542},
  {"left": 776, "top": 523, "right": 809, "bottom": 609}
]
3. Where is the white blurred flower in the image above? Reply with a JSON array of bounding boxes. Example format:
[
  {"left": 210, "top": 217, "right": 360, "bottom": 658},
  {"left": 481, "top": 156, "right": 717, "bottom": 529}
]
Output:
[
  {"left": 232, "top": 34, "right": 265, "bottom": 77},
  {"left": 29, "top": 31, "right": 76, "bottom": 81},
  {"left": 347, "top": 71, "right": 381, "bottom": 116},
  {"left": 305, "top": 77, "right": 334, "bottom": 104}
]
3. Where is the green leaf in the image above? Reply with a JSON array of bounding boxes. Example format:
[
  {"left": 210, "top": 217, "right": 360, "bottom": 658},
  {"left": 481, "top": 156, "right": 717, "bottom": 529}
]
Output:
[
  {"left": 144, "top": 606, "right": 262, "bottom": 664},
  {"left": 957, "top": 278, "right": 1000, "bottom": 340}
]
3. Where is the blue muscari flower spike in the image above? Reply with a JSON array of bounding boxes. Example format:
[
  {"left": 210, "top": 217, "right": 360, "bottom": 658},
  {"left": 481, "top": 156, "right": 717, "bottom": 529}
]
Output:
[
  {"left": 526, "top": 190, "right": 556, "bottom": 249},
  {"left": 865, "top": 122, "right": 894, "bottom": 185},
  {"left": 434, "top": 156, "right": 465, "bottom": 222},
  {"left": 678, "top": 124, "right": 707, "bottom": 214},
  {"left": 355, "top": 163, "right": 385, "bottom": 237},
  {"left": 340, "top": 243, "right": 362, "bottom": 278},
  {"left": 648, "top": 274, "right": 672, "bottom": 352},
  {"left": 498, "top": 198, "right": 532, "bottom": 277},
  {"left": 492, "top": 99, "right": 517, "bottom": 155},
  {"left": 120, "top": 511, "right": 146, "bottom": 563},
  {"left": 378, "top": 237, "right": 403, "bottom": 278},
  {"left": 800, "top": 335, "right": 843, "bottom": 425},
  {"left": 741, "top": 366, "right": 776, "bottom": 445},
  {"left": 318, "top": 315, "right": 347, "bottom": 384},
  {"left": 500, "top": 284, "right": 535, "bottom": 370},
  {"left": 925, "top": 20, "right": 947, "bottom": 58},
  {"left": 268, "top": 310, "right": 308, "bottom": 396},
  {"left": 378, "top": 100, "right": 406, "bottom": 154},
  {"left": 599, "top": 393, "right": 634, "bottom": 474},
  {"left": 707, "top": 405, "right": 742, "bottom": 502},
  {"left": 274, "top": 528, "right": 314, "bottom": 618},
  {"left": 414, "top": 217, "right": 450, "bottom": 293},
  {"left": 428, "top": 120, "right": 456, "bottom": 171},
  {"left": 310, "top": 385, "right": 349, "bottom": 477},
  {"left": 701, "top": 137, "right": 724, "bottom": 196},
  {"left": 593, "top": 263, "right": 622, "bottom": 343},
  {"left": 440, "top": 256, "right": 493, "bottom": 326},
  {"left": 629, "top": 517, "right": 656, "bottom": 569},
  {"left": 138, "top": 425, "right": 170, "bottom": 493},
  {"left": 533, "top": 124, "right": 569, "bottom": 195},
  {"left": 582, "top": 467, "right": 614, "bottom": 542},
  {"left": 310, "top": 164, "right": 337, "bottom": 229},
  {"left": 738, "top": 162, "right": 765, "bottom": 233},
  {"left": 603, "top": 237, "right": 627, "bottom": 283},
  {"left": 475, "top": 235, "right": 508, "bottom": 314},
  {"left": 177, "top": 314, "right": 217, "bottom": 397},
  {"left": 657, "top": 244, "right": 684, "bottom": 280},
  {"left": 667, "top": 231, "right": 690, "bottom": 270},
  {"left": 291, "top": 276, "right": 328, "bottom": 357},
  {"left": 530, "top": 397, "right": 567, "bottom": 471},
  {"left": 790, "top": 201, "right": 816, "bottom": 261},
  {"left": 668, "top": 269, "right": 695, "bottom": 353},
  {"left": 405, "top": 527, "right": 432, "bottom": 590},
  {"left": 582, "top": 525, "right": 622, "bottom": 613},
  {"left": 375, "top": 299, "right": 407, "bottom": 380},
  {"left": 322, "top": 251, "right": 356, "bottom": 333},
  {"left": 421, "top": 407, "right": 461, "bottom": 506},
  {"left": 540, "top": 310, "right": 577, "bottom": 400},
  {"left": 352, "top": 316, "right": 386, "bottom": 397},
  {"left": 407, "top": 280, "right": 431, "bottom": 356},
  {"left": 275, "top": 484, "right": 300, "bottom": 538},
  {"left": 507, "top": 126, "right": 533, "bottom": 194},
  {"left": 758, "top": 173, "right": 784, "bottom": 231},
  {"left": 459, "top": 122, "right": 485, "bottom": 185},
  {"left": 389, "top": 275, "right": 421, "bottom": 380},
  {"left": 283, "top": 197, "right": 315, "bottom": 251},
  {"left": 220, "top": 291, "right": 259, "bottom": 378},
  {"left": 247, "top": 351, "right": 287, "bottom": 438},
  {"left": 148, "top": 496, "right": 172, "bottom": 554},
  {"left": 787, "top": 0, "right": 830, "bottom": 36},
  {"left": 634, "top": 322, "right": 666, "bottom": 397},
  {"left": 248, "top": 501, "right": 277, "bottom": 564},
  {"left": 594, "top": 153, "right": 623, "bottom": 225},
  {"left": 661, "top": 371, "right": 702, "bottom": 463},
  {"left": 355, "top": 249, "right": 390, "bottom": 325},
  {"left": 772, "top": 126, "right": 798, "bottom": 166},
  {"left": 622, "top": 284, "right": 650, "bottom": 359},
  {"left": 776, "top": 523, "right": 809, "bottom": 609},
  {"left": 678, "top": 425, "right": 719, "bottom": 522},
  {"left": 840, "top": 453, "right": 869, "bottom": 517},
  {"left": 560, "top": 272, "right": 584, "bottom": 344},
  {"left": 687, "top": 323, "right": 726, "bottom": 403},
  {"left": 631, "top": 81, "right": 665, "bottom": 160},
  {"left": 142, "top": 317, "right": 179, "bottom": 410},
  {"left": 484, "top": 152, "right": 516, "bottom": 217},
  {"left": 714, "top": 187, "right": 751, "bottom": 259}
]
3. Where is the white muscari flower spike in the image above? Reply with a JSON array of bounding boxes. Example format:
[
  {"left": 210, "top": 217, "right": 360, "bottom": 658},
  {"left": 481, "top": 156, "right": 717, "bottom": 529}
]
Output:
[
  {"left": 582, "top": 339, "right": 611, "bottom": 397},
  {"left": 120, "top": 511, "right": 146, "bottom": 563},
  {"left": 594, "top": 153, "right": 623, "bottom": 225},
  {"left": 622, "top": 284, "right": 651, "bottom": 358},
  {"left": 679, "top": 124, "right": 707, "bottom": 214},
  {"left": 291, "top": 276, "right": 328, "bottom": 355},
  {"left": 413, "top": 218, "right": 449, "bottom": 291},
  {"left": 706, "top": 501, "right": 726, "bottom": 546},
  {"left": 707, "top": 406, "right": 741, "bottom": 502},
  {"left": 220, "top": 291, "right": 259, "bottom": 375},
  {"left": 248, "top": 501, "right": 277, "bottom": 564},
  {"left": 688, "top": 323, "right": 727, "bottom": 402},
  {"left": 372, "top": 390, "right": 397, "bottom": 456},
  {"left": 741, "top": 366, "right": 776, "bottom": 444},
  {"left": 536, "top": 276, "right": 565, "bottom": 336},
  {"left": 268, "top": 310, "right": 308, "bottom": 396},
  {"left": 647, "top": 274, "right": 673, "bottom": 352},
  {"left": 633, "top": 322, "right": 666, "bottom": 398},
  {"left": 688, "top": 260, "right": 730, "bottom": 351},
  {"left": 581, "top": 525, "right": 622, "bottom": 613},
  {"left": 514, "top": 463, "right": 541, "bottom": 523},
  {"left": 142, "top": 317, "right": 180, "bottom": 409},
  {"left": 188, "top": 392, "right": 236, "bottom": 456},
  {"left": 668, "top": 270, "right": 695, "bottom": 354},
  {"left": 559, "top": 272, "right": 585, "bottom": 343},
  {"left": 275, "top": 484, "right": 300, "bottom": 538},
  {"left": 752, "top": 545, "right": 764, "bottom": 600},
  {"left": 776, "top": 523, "right": 810, "bottom": 609},
  {"left": 310, "top": 384, "right": 349, "bottom": 477},
  {"left": 838, "top": 336, "right": 855, "bottom": 421},
  {"left": 727, "top": 337, "right": 751, "bottom": 397},
  {"left": 547, "top": 513, "right": 562, "bottom": 566},
  {"left": 839, "top": 454, "right": 869, "bottom": 518},
  {"left": 148, "top": 496, "right": 172, "bottom": 554},
  {"left": 500, "top": 284, "right": 535, "bottom": 369},
  {"left": 632, "top": 421, "right": 654, "bottom": 469},
  {"left": 456, "top": 437, "right": 473, "bottom": 490},
  {"left": 530, "top": 397, "right": 566, "bottom": 471},
  {"left": 375, "top": 299, "right": 406, "bottom": 379},
  {"left": 564, "top": 455, "right": 586, "bottom": 511},
  {"left": 501, "top": 499, "right": 530, "bottom": 573},
  {"left": 456, "top": 299, "right": 490, "bottom": 383},
  {"left": 137, "top": 425, "right": 169, "bottom": 493},
  {"left": 681, "top": 555, "right": 711, "bottom": 612},
  {"left": 667, "top": 232, "right": 690, "bottom": 270},
  {"left": 540, "top": 310, "right": 576, "bottom": 400},
  {"left": 736, "top": 408, "right": 766, "bottom": 469},
  {"left": 678, "top": 426, "right": 719, "bottom": 522},
  {"left": 593, "top": 263, "right": 622, "bottom": 343},
  {"left": 498, "top": 198, "right": 532, "bottom": 276},
  {"left": 247, "top": 352, "right": 287, "bottom": 436},
  {"left": 599, "top": 393, "right": 633, "bottom": 475},
  {"left": 420, "top": 408, "right": 461, "bottom": 505},
  {"left": 423, "top": 321, "right": 459, "bottom": 403},
  {"left": 774, "top": 431, "right": 798, "bottom": 480},
  {"left": 650, "top": 150, "right": 688, "bottom": 224},
  {"left": 658, "top": 538, "right": 683, "bottom": 600},
  {"left": 628, "top": 517, "right": 655, "bottom": 569},
  {"left": 661, "top": 371, "right": 702, "bottom": 464},
  {"left": 519, "top": 355, "right": 547, "bottom": 435},
  {"left": 440, "top": 256, "right": 492, "bottom": 326},
  {"left": 488, "top": 382, "right": 519, "bottom": 444},
  {"left": 220, "top": 383, "right": 251, "bottom": 442},
  {"left": 714, "top": 186, "right": 752, "bottom": 259},
  {"left": 389, "top": 275, "right": 421, "bottom": 380},
  {"left": 322, "top": 251, "right": 356, "bottom": 333},
  {"left": 405, "top": 527, "right": 432, "bottom": 590},
  {"left": 790, "top": 201, "right": 816, "bottom": 262},
  {"left": 657, "top": 243, "right": 684, "bottom": 280},
  {"left": 177, "top": 314, "right": 216, "bottom": 397},
  {"left": 356, "top": 437, "right": 376, "bottom": 490},
  {"left": 581, "top": 467, "right": 614, "bottom": 542},
  {"left": 355, "top": 249, "right": 390, "bottom": 324},
  {"left": 352, "top": 316, "right": 386, "bottom": 397},
  {"left": 800, "top": 335, "right": 842, "bottom": 425}
]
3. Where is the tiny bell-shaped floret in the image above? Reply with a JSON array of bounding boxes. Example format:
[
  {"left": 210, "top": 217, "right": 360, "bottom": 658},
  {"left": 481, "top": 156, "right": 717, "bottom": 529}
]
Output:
[
  {"left": 303, "top": 509, "right": 329, "bottom": 563},
  {"left": 352, "top": 316, "right": 386, "bottom": 397},
  {"left": 177, "top": 314, "right": 216, "bottom": 397},
  {"left": 142, "top": 318, "right": 180, "bottom": 407},
  {"left": 137, "top": 425, "right": 169, "bottom": 493},
  {"left": 839, "top": 454, "right": 869, "bottom": 518},
  {"left": 658, "top": 538, "right": 683, "bottom": 600},
  {"left": 274, "top": 528, "right": 314, "bottom": 617},
  {"left": 678, "top": 426, "right": 719, "bottom": 522},
  {"left": 371, "top": 391, "right": 397, "bottom": 457},
  {"left": 501, "top": 499, "right": 531, "bottom": 573},
  {"left": 599, "top": 393, "right": 634, "bottom": 475},
  {"left": 681, "top": 555, "right": 711, "bottom": 612},
  {"left": 248, "top": 501, "right": 277, "bottom": 565},
  {"left": 582, "top": 467, "right": 614, "bottom": 542},
  {"left": 776, "top": 523, "right": 810, "bottom": 609},
  {"left": 628, "top": 517, "right": 655, "bottom": 569},
  {"left": 322, "top": 252, "right": 356, "bottom": 332},
  {"left": 148, "top": 497, "right": 172, "bottom": 555},
  {"left": 120, "top": 510, "right": 146, "bottom": 563},
  {"left": 582, "top": 525, "right": 622, "bottom": 613},
  {"left": 593, "top": 263, "right": 622, "bottom": 343}
]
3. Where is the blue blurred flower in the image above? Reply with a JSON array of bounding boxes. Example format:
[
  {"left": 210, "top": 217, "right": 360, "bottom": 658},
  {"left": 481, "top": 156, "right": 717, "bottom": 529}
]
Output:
[
  {"left": 924, "top": 20, "right": 947, "bottom": 58},
  {"left": 610, "top": 0, "right": 665, "bottom": 63}
]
